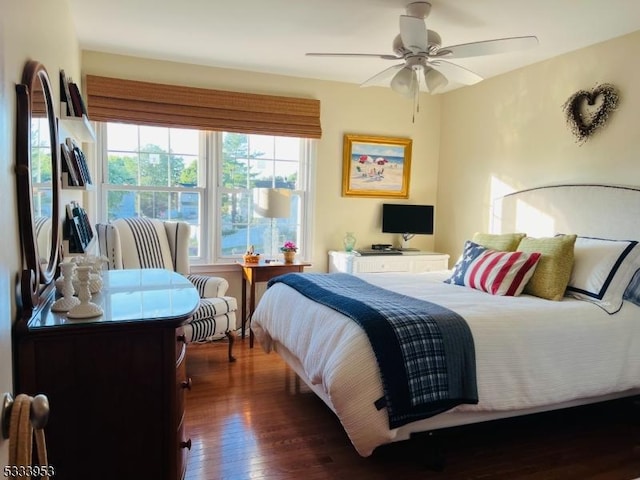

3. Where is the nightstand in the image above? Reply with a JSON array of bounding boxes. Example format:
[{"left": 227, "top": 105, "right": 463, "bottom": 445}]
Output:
[{"left": 238, "top": 260, "right": 312, "bottom": 347}]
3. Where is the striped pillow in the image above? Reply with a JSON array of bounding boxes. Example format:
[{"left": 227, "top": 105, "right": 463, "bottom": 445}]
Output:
[{"left": 464, "top": 249, "right": 542, "bottom": 296}]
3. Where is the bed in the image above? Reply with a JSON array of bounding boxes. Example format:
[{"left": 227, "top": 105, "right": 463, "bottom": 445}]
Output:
[{"left": 251, "top": 184, "right": 640, "bottom": 457}]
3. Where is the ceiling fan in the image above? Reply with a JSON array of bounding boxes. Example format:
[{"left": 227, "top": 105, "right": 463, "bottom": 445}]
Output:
[{"left": 306, "top": 1, "right": 538, "bottom": 97}]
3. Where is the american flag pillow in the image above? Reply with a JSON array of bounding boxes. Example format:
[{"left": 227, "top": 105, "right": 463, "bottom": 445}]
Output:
[
  {"left": 446, "top": 241, "right": 541, "bottom": 296},
  {"left": 445, "top": 241, "right": 488, "bottom": 286}
]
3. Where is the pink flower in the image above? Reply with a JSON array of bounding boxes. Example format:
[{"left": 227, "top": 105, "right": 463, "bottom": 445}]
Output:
[{"left": 280, "top": 241, "right": 298, "bottom": 252}]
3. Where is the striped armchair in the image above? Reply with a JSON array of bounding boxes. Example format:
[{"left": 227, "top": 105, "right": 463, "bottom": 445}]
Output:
[{"left": 96, "top": 217, "right": 237, "bottom": 362}]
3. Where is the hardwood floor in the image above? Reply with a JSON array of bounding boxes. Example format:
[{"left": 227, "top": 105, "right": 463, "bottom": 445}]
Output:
[{"left": 184, "top": 340, "right": 640, "bottom": 480}]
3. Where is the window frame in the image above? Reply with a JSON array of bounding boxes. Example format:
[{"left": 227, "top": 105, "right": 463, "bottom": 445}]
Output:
[{"left": 96, "top": 122, "right": 315, "bottom": 265}]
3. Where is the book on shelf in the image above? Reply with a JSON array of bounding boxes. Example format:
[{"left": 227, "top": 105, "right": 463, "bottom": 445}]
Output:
[
  {"left": 65, "top": 137, "right": 92, "bottom": 185},
  {"left": 75, "top": 213, "right": 93, "bottom": 248},
  {"left": 68, "top": 82, "right": 88, "bottom": 117},
  {"left": 59, "top": 69, "right": 75, "bottom": 117},
  {"left": 69, "top": 217, "right": 85, "bottom": 253},
  {"left": 72, "top": 147, "right": 92, "bottom": 185},
  {"left": 65, "top": 201, "right": 94, "bottom": 253},
  {"left": 64, "top": 208, "right": 81, "bottom": 253},
  {"left": 60, "top": 142, "right": 81, "bottom": 186}
]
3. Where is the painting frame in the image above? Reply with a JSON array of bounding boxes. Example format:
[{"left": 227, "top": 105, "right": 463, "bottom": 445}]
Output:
[{"left": 342, "top": 134, "right": 412, "bottom": 198}]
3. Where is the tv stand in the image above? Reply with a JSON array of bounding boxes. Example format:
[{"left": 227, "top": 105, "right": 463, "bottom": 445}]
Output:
[
  {"left": 329, "top": 250, "right": 450, "bottom": 274},
  {"left": 400, "top": 234, "right": 415, "bottom": 251}
]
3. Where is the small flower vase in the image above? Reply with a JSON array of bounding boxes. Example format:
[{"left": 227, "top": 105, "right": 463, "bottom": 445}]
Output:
[
  {"left": 283, "top": 251, "right": 296, "bottom": 264},
  {"left": 343, "top": 232, "right": 357, "bottom": 252}
]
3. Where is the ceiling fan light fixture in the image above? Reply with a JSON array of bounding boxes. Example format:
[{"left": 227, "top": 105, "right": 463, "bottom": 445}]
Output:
[
  {"left": 424, "top": 67, "right": 448, "bottom": 93},
  {"left": 391, "top": 66, "right": 418, "bottom": 98}
]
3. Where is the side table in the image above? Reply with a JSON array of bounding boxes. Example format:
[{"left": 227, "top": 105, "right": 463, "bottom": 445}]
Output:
[{"left": 238, "top": 260, "right": 312, "bottom": 347}]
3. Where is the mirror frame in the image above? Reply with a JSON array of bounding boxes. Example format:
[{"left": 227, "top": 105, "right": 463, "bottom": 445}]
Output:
[{"left": 16, "top": 60, "right": 61, "bottom": 315}]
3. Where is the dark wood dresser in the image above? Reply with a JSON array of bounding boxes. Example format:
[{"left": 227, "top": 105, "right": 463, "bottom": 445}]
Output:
[{"left": 14, "top": 269, "right": 199, "bottom": 480}]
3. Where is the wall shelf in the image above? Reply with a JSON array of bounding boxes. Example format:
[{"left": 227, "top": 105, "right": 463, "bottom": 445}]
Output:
[
  {"left": 58, "top": 103, "right": 96, "bottom": 143},
  {"left": 61, "top": 172, "right": 94, "bottom": 191},
  {"left": 62, "top": 236, "right": 97, "bottom": 257}
]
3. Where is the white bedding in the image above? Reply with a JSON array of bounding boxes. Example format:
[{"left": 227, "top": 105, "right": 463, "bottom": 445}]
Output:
[{"left": 252, "top": 270, "right": 640, "bottom": 457}]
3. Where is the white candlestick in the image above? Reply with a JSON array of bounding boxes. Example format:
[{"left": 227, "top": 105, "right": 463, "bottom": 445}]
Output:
[{"left": 51, "top": 262, "right": 80, "bottom": 312}]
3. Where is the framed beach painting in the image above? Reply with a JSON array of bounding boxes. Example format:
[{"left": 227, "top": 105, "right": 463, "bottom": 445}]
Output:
[{"left": 342, "top": 134, "right": 412, "bottom": 198}]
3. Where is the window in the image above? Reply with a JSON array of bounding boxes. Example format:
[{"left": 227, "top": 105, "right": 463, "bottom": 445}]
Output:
[
  {"left": 98, "top": 123, "right": 313, "bottom": 264},
  {"left": 31, "top": 116, "right": 53, "bottom": 219}
]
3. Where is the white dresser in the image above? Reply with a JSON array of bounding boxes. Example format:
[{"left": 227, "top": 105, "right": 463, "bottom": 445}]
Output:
[{"left": 328, "top": 250, "right": 450, "bottom": 274}]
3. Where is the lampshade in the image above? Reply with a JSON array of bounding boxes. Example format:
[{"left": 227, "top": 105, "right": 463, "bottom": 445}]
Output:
[
  {"left": 390, "top": 66, "right": 418, "bottom": 99},
  {"left": 254, "top": 188, "right": 291, "bottom": 218},
  {"left": 424, "top": 67, "right": 448, "bottom": 93}
]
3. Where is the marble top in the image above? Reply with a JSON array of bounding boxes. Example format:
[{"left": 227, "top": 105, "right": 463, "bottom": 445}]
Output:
[{"left": 28, "top": 269, "right": 200, "bottom": 330}]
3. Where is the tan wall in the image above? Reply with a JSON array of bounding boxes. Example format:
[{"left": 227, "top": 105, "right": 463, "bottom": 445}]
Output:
[
  {"left": 81, "top": 51, "right": 442, "bottom": 297},
  {"left": 1, "top": 0, "right": 81, "bottom": 464},
  {"left": 3, "top": 7, "right": 638, "bottom": 467},
  {"left": 436, "top": 30, "right": 640, "bottom": 265}
]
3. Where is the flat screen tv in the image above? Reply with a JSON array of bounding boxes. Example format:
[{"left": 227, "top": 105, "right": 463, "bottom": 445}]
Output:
[{"left": 382, "top": 204, "right": 434, "bottom": 249}]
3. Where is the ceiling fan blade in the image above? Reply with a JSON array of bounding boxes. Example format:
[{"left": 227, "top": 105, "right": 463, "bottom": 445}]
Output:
[
  {"left": 424, "top": 67, "right": 448, "bottom": 93},
  {"left": 390, "top": 66, "right": 418, "bottom": 98},
  {"left": 430, "top": 59, "right": 483, "bottom": 85},
  {"left": 438, "top": 36, "right": 538, "bottom": 59},
  {"left": 306, "top": 52, "right": 401, "bottom": 60},
  {"left": 360, "top": 63, "right": 405, "bottom": 88},
  {"left": 399, "top": 15, "right": 428, "bottom": 53}
]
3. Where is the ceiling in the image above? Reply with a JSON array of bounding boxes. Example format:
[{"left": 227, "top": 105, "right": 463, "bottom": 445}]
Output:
[{"left": 68, "top": 0, "right": 640, "bottom": 93}]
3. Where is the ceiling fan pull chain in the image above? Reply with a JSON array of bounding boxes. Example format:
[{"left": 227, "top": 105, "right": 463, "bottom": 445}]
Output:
[
  {"left": 411, "top": 80, "right": 420, "bottom": 123},
  {"left": 412, "top": 95, "right": 416, "bottom": 123}
]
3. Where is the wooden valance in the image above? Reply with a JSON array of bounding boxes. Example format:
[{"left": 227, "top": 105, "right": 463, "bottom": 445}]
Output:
[{"left": 85, "top": 75, "right": 322, "bottom": 139}]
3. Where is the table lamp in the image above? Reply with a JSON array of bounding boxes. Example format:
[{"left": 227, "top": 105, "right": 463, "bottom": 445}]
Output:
[{"left": 254, "top": 188, "right": 291, "bottom": 260}]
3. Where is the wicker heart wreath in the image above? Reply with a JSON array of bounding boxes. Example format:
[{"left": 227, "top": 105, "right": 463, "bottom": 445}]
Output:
[{"left": 562, "top": 83, "right": 619, "bottom": 144}]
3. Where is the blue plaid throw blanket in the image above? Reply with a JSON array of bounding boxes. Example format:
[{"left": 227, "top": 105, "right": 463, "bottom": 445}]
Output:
[{"left": 268, "top": 273, "right": 478, "bottom": 429}]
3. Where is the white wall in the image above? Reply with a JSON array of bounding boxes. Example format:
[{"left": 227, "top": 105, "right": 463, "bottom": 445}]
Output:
[
  {"left": 1, "top": 0, "right": 81, "bottom": 465},
  {"left": 436, "top": 30, "right": 640, "bottom": 264}
]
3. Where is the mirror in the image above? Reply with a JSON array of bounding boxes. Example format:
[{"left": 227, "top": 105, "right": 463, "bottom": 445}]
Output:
[{"left": 16, "top": 60, "right": 61, "bottom": 314}]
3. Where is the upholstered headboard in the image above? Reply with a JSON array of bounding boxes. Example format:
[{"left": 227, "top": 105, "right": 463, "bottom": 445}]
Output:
[{"left": 493, "top": 184, "right": 640, "bottom": 241}]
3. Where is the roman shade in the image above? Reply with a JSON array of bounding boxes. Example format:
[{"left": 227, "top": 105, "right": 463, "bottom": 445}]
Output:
[{"left": 85, "top": 75, "right": 322, "bottom": 139}]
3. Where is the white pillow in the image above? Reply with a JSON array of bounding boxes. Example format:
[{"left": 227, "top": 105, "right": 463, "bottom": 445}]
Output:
[{"left": 565, "top": 236, "right": 640, "bottom": 313}]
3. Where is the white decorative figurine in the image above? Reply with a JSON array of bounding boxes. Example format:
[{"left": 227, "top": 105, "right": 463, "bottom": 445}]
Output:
[
  {"left": 67, "top": 265, "right": 103, "bottom": 319},
  {"left": 51, "top": 261, "right": 81, "bottom": 312}
]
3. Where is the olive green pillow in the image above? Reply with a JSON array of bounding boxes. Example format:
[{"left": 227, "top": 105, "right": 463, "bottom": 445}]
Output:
[
  {"left": 472, "top": 232, "right": 526, "bottom": 252},
  {"left": 517, "top": 234, "right": 577, "bottom": 301}
]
